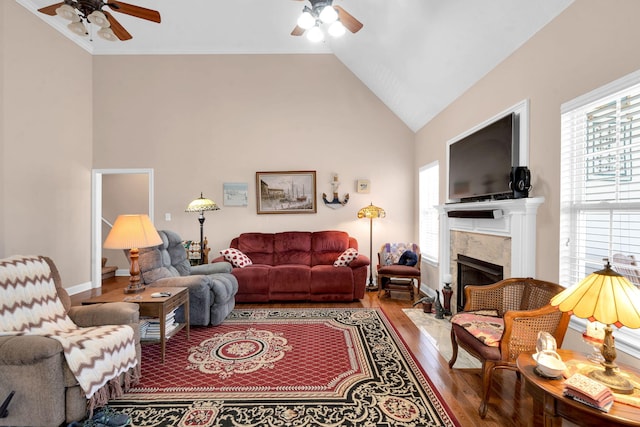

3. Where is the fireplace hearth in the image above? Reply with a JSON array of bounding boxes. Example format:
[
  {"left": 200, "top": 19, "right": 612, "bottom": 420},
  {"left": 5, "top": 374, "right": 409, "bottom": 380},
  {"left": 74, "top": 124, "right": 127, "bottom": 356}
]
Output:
[{"left": 456, "top": 254, "right": 503, "bottom": 312}]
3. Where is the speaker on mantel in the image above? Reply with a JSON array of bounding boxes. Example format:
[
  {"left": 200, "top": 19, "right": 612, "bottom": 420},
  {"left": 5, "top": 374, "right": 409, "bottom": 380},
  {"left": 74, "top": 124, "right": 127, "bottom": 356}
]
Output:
[{"left": 509, "top": 166, "right": 531, "bottom": 199}]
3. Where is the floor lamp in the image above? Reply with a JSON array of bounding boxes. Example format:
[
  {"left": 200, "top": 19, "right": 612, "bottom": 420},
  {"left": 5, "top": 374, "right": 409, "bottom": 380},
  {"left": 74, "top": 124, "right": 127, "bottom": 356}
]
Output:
[
  {"left": 185, "top": 193, "right": 220, "bottom": 264},
  {"left": 103, "top": 214, "right": 163, "bottom": 294},
  {"left": 357, "top": 203, "right": 386, "bottom": 291}
]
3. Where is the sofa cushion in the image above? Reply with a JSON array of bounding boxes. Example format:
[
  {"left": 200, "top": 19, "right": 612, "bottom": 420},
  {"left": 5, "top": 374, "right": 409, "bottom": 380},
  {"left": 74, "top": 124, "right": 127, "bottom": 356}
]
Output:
[
  {"left": 232, "top": 265, "right": 271, "bottom": 302},
  {"left": 311, "top": 231, "right": 350, "bottom": 266},
  {"left": 269, "top": 265, "right": 311, "bottom": 295},
  {"left": 220, "top": 248, "right": 253, "bottom": 268},
  {"left": 333, "top": 248, "right": 359, "bottom": 267},
  {"left": 311, "top": 265, "right": 354, "bottom": 295},
  {"left": 378, "top": 264, "right": 420, "bottom": 277},
  {"left": 274, "top": 232, "right": 312, "bottom": 265},
  {"left": 139, "top": 249, "right": 176, "bottom": 284},
  {"left": 238, "top": 233, "right": 275, "bottom": 265}
]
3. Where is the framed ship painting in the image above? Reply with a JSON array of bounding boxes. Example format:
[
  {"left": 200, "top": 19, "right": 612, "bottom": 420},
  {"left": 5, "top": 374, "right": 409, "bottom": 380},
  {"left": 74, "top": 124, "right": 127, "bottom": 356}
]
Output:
[{"left": 256, "top": 171, "right": 316, "bottom": 214}]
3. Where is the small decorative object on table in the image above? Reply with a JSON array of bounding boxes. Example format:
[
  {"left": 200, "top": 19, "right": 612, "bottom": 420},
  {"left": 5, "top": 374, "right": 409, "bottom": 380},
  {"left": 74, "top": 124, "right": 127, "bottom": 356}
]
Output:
[
  {"left": 533, "top": 331, "right": 566, "bottom": 378},
  {"left": 563, "top": 373, "right": 615, "bottom": 412},
  {"left": 582, "top": 320, "right": 606, "bottom": 363}
]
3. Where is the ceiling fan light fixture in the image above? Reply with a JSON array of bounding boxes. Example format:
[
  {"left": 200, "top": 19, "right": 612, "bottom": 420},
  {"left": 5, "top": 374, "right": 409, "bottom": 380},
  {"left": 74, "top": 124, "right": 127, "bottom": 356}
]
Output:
[
  {"left": 297, "top": 11, "right": 316, "bottom": 30},
  {"left": 328, "top": 21, "right": 345, "bottom": 37},
  {"left": 97, "top": 27, "right": 117, "bottom": 41},
  {"left": 55, "top": 4, "right": 80, "bottom": 22},
  {"left": 68, "top": 21, "right": 88, "bottom": 36},
  {"left": 88, "top": 11, "right": 110, "bottom": 28},
  {"left": 306, "top": 25, "right": 324, "bottom": 42},
  {"left": 319, "top": 5, "right": 338, "bottom": 24}
]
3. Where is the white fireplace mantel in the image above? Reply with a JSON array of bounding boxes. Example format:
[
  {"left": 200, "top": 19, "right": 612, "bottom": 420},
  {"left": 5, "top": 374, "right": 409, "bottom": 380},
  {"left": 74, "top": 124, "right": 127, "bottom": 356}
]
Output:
[{"left": 436, "top": 197, "right": 544, "bottom": 284}]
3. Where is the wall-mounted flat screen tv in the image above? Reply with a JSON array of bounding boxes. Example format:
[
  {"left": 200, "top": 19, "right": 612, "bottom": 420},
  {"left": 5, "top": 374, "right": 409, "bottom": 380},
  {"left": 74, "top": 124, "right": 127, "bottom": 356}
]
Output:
[{"left": 448, "top": 113, "right": 516, "bottom": 202}]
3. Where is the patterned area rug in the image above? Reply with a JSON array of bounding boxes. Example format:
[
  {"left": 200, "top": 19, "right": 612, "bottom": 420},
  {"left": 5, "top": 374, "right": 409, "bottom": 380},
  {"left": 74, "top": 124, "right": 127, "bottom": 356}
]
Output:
[{"left": 107, "top": 308, "right": 460, "bottom": 426}]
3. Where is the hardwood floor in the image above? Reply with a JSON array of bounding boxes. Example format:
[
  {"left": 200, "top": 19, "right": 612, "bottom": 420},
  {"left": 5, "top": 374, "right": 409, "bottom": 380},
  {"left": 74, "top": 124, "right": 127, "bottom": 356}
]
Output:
[{"left": 72, "top": 277, "right": 537, "bottom": 427}]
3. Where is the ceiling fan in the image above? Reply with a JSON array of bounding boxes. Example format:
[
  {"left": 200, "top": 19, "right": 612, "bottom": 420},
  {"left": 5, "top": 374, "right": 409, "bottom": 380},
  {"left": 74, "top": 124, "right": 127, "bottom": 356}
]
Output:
[
  {"left": 37, "top": 0, "right": 161, "bottom": 41},
  {"left": 291, "top": 0, "right": 363, "bottom": 42}
]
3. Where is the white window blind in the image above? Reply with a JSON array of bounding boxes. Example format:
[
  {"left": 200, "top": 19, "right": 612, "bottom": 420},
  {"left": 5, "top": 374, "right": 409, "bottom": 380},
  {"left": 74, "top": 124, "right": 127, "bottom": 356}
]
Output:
[
  {"left": 560, "top": 71, "right": 640, "bottom": 357},
  {"left": 419, "top": 162, "right": 439, "bottom": 262}
]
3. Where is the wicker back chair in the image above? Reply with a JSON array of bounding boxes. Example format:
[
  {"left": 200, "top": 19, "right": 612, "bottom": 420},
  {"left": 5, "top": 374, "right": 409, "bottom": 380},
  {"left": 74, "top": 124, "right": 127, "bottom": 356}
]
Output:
[{"left": 448, "top": 278, "right": 570, "bottom": 418}]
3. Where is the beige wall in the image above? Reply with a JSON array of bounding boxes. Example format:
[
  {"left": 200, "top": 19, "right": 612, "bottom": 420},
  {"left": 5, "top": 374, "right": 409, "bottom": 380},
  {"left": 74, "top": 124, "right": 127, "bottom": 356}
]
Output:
[
  {"left": 415, "top": 0, "right": 640, "bottom": 283},
  {"left": 0, "top": 0, "right": 5, "bottom": 251},
  {"left": 92, "top": 54, "right": 415, "bottom": 261},
  {"left": 102, "top": 173, "right": 150, "bottom": 270},
  {"left": 1, "top": 2, "right": 93, "bottom": 285},
  {"left": 414, "top": 0, "right": 640, "bottom": 364}
]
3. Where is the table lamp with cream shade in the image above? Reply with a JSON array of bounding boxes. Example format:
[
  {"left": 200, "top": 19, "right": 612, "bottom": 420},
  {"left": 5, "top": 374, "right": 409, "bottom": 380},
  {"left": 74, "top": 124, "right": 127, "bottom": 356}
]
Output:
[
  {"left": 103, "top": 214, "right": 162, "bottom": 294},
  {"left": 551, "top": 259, "right": 640, "bottom": 394}
]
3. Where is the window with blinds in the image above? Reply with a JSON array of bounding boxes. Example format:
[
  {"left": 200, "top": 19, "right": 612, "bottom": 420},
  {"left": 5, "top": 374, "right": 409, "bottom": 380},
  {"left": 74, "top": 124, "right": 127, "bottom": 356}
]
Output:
[
  {"left": 561, "top": 71, "right": 640, "bottom": 357},
  {"left": 419, "top": 162, "right": 439, "bottom": 262}
]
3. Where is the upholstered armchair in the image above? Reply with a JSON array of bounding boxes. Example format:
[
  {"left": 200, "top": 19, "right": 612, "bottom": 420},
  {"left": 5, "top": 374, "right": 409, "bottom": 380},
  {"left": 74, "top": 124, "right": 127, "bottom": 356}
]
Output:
[
  {"left": 377, "top": 242, "right": 421, "bottom": 299},
  {"left": 448, "top": 278, "right": 570, "bottom": 418},
  {"left": 0, "top": 256, "right": 141, "bottom": 427},
  {"left": 138, "top": 229, "right": 238, "bottom": 326}
]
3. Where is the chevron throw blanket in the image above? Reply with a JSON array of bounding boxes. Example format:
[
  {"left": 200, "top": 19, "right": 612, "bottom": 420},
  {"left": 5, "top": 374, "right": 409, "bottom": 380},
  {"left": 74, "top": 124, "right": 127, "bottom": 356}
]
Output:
[{"left": 0, "top": 255, "right": 138, "bottom": 403}]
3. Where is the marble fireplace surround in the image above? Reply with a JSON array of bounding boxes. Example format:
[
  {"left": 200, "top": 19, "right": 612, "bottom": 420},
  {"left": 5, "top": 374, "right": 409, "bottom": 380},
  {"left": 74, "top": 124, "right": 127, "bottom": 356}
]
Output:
[{"left": 436, "top": 197, "right": 544, "bottom": 313}]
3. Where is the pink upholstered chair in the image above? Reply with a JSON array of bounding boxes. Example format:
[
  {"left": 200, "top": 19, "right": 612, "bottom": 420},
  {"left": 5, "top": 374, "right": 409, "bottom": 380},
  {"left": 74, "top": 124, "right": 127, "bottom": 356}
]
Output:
[
  {"left": 448, "top": 278, "right": 570, "bottom": 418},
  {"left": 376, "top": 243, "right": 421, "bottom": 300}
]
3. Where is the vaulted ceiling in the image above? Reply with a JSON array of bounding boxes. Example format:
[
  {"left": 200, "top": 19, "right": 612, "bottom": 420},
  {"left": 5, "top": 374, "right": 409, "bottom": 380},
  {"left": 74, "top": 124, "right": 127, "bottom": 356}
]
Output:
[{"left": 18, "top": 0, "right": 574, "bottom": 132}]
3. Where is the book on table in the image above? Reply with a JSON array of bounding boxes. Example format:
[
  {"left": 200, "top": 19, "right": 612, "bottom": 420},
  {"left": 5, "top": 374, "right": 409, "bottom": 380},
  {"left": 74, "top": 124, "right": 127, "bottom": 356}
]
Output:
[
  {"left": 139, "top": 308, "right": 179, "bottom": 339},
  {"left": 563, "top": 373, "right": 615, "bottom": 412}
]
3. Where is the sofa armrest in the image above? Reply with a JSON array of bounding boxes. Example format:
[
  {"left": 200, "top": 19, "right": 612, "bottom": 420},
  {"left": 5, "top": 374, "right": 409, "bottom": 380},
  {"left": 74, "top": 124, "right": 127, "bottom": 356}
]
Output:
[
  {"left": 151, "top": 274, "right": 210, "bottom": 291},
  {"left": 68, "top": 302, "right": 140, "bottom": 328},
  {"left": 210, "top": 255, "right": 226, "bottom": 264},
  {"left": 151, "top": 275, "right": 212, "bottom": 326},
  {"left": 0, "top": 335, "right": 62, "bottom": 364},
  {"left": 349, "top": 254, "right": 370, "bottom": 268},
  {"left": 191, "top": 261, "right": 232, "bottom": 275}
]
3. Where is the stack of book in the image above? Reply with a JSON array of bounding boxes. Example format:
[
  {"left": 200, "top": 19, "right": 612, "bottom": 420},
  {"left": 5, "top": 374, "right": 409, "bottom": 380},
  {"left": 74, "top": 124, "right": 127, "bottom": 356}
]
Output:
[
  {"left": 563, "top": 373, "right": 615, "bottom": 412},
  {"left": 139, "top": 309, "right": 179, "bottom": 339}
]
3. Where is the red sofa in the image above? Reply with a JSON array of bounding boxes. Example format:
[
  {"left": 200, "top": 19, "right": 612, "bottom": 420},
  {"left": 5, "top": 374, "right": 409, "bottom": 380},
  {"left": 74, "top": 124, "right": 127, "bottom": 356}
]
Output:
[{"left": 213, "top": 231, "right": 369, "bottom": 302}]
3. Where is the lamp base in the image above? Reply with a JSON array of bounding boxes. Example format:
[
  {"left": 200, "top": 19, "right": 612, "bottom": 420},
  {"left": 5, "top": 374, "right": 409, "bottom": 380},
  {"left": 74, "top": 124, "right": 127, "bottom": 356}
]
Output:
[
  {"left": 588, "top": 368, "right": 634, "bottom": 394},
  {"left": 124, "top": 284, "right": 146, "bottom": 294}
]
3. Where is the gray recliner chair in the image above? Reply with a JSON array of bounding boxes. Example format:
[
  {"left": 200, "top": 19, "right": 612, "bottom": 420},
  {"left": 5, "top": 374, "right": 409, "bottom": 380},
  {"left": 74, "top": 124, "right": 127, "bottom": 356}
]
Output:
[{"left": 138, "top": 230, "right": 238, "bottom": 326}]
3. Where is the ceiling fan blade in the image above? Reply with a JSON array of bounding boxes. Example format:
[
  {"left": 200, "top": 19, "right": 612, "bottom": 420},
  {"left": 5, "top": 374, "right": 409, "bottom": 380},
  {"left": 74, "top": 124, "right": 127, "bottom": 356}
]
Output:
[
  {"left": 38, "top": 2, "right": 65, "bottom": 16},
  {"left": 106, "top": 1, "right": 161, "bottom": 23},
  {"left": 291, "top": 25, "right": 305, "bottom": 36},
  {"left": 334, "top": 5, "right": 363, "bottom": 34},
  {"left": 103, "top": 11, "right": 132, "bottom": 40}
]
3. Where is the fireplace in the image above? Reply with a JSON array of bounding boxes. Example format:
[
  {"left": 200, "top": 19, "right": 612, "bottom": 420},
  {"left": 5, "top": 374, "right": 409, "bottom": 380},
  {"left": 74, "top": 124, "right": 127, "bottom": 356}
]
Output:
[{"left": 456, "top": 254, "right": 504, "bottom": 312}]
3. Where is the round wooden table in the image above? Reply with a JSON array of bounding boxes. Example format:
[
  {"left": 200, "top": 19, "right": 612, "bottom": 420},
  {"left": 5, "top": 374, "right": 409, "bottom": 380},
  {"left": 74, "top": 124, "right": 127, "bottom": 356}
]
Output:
[{"left": 517, "top": 349, "right": 640, "bottom": 427}]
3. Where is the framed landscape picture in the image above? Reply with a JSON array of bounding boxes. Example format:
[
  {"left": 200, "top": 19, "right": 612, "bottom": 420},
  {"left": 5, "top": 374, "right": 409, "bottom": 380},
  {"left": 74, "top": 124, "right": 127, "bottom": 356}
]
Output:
[
  {"left": 223, "top": 182, "right": 249, "bottom": 206},
  {"left": 256, "top": 171, "right": 316, "bottom": 214}
]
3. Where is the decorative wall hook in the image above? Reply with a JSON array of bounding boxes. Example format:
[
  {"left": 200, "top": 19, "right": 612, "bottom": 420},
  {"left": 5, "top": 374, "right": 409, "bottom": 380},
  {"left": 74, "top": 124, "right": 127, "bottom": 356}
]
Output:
[{"left": 322, "top": 174, "right": 349, "bottom": 209}]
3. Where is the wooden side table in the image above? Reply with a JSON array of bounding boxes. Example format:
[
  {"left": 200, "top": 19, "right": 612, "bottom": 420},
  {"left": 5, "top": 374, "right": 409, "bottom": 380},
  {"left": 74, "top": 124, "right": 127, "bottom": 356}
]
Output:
[
  {"left": 83, "top": 286, "right": 189, "bottom": 363},
  {"left": 517, "top": 349, "right": 640, "bottom": 427}
]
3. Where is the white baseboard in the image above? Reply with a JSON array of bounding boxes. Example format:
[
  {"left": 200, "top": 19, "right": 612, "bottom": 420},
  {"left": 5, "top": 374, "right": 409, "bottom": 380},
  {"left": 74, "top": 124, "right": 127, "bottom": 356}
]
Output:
[{"left": 65, "top": 281, "right": 94, "bottom": 296}]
